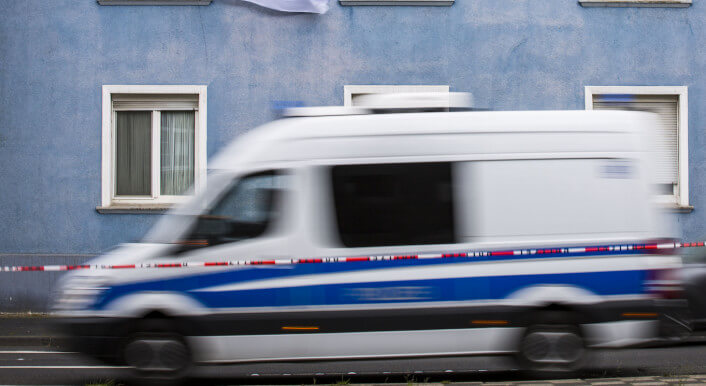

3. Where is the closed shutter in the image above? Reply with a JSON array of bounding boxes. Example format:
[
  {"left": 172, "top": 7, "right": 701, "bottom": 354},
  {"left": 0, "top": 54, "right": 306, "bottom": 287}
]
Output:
[
  {"left": 593, "top": 94, "right": 679, "bottom": 187},
  {"left": 112, "top": 94, "right": 198, "bottom": 110}
]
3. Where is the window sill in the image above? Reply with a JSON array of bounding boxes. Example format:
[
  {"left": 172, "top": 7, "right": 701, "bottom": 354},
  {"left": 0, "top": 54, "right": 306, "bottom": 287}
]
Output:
[
  {"left": 661, "top": 204, "right": 694, "bottom": 213},
  {"left": 339, "top": 0, "right": 454, "bottom": 5},
  {"left": 96, "top": 204, "right": 173, "bottom": 214},
  {"left": 579, "top": 0, "right": 691, "bottom": 7},
  {"left": 98, "top": 0, "right": 211, "bottom": 4}
]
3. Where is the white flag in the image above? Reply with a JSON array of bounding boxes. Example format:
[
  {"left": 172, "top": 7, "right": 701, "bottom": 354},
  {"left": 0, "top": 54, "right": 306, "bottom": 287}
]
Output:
[{"left": 242, "top": 0, "right": 329, "bottom": 14}]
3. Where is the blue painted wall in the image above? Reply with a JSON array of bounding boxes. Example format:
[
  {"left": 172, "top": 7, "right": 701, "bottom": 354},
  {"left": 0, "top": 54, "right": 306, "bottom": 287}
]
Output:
[{"left": 0, "top": 0, "right": 703, "bottom": 259}]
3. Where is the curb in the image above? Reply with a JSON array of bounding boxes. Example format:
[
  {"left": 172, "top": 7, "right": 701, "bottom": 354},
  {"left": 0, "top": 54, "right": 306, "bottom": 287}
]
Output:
[{"left": 353, "top": 376, "right": 706, "bottom": 385}]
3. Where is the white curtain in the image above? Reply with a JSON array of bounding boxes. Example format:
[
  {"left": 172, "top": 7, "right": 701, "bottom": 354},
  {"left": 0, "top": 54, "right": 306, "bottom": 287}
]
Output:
[{"left": 161, "top": 111, "right": 195, "bottom": 195}]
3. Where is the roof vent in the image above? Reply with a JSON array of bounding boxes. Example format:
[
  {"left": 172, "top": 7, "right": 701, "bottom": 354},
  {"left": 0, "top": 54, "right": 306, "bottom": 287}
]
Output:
[
  {"left": 352, "top": 92, "right": 473, "bottom": 109},
  {"left": 281, "top": 106, "right": 372, "bottom": 118},
  {"left": 281, "top": 92, "right": 475, "bottom": 118}
]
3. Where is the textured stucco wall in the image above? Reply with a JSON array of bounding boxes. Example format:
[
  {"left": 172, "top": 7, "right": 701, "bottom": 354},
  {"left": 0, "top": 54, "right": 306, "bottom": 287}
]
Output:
[{"left": 0, "top": 1, "right": 704, "bottom": 300}]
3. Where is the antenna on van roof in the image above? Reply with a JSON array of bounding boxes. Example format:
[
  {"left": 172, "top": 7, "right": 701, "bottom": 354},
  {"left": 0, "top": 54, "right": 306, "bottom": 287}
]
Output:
[{"left": 281, "top": 92, "right": 479, "bottom": 118}]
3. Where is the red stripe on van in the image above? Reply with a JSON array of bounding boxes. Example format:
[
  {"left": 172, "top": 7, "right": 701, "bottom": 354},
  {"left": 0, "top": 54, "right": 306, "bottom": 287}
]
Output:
[
  {"left": 252, "top": 260, "right": 276, "bottom": 265},
  {"left": 297, "top": 259, "right": 323, "bottom": 264},
  {"left": 20, "top": 266, "right": 43, "bottom": 271},
  {"left": 393, "top": 255, "right": 418, "bottom": 260},
  {"left": 66, "top": 265, "right": 90, "bottom": 270}
]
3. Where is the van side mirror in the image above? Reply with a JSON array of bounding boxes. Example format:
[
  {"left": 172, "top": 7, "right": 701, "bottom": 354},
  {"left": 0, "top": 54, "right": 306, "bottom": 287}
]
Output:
[
  {"left": 174, "top": 215, "right": 230, "bottom": 251},
  {"left": 180, "top": 215, "right": 268, "bottom": 249},
  {"left": 193, "top": 215, "right": 230, "bottom": 238}
]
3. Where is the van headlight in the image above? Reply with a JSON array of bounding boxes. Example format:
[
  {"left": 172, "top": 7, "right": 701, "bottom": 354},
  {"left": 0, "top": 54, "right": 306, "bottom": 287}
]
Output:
[{"left": 53, "top": 276, "right": 109, "bottom": 311}]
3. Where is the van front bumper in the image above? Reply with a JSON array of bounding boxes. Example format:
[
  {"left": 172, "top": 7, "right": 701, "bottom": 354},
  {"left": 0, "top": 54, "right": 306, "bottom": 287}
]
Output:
[{"left": 53, "top": 317, "right": 131, "bottom": 364}]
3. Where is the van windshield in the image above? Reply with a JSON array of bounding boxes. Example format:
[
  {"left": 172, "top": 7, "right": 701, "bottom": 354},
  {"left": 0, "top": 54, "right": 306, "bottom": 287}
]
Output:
[{"left": 141, "top": 172, "right": 235, "bottom": 244}]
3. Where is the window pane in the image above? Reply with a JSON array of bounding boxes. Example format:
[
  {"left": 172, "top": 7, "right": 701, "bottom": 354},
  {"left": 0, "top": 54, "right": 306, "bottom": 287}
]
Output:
[
  {"left": 188, "top": 171, "right": 285, "bottom": 246},
  {"left": 115, "top": 111, "right": 152, "bottom": 196},
  {"left": 331, "top": 162, "right": 455, "bottom": 248},
  {"left": 211, "top": 172, "right": 282, "bottom": 224},
  {"left": 161, "top": 111, "right": 195, "bottom": 195}
]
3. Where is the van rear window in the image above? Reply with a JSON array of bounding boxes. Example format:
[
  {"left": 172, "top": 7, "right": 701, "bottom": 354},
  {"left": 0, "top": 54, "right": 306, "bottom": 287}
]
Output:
[{"left": 331, "top": 162, "right": 455, "bottom": 248}]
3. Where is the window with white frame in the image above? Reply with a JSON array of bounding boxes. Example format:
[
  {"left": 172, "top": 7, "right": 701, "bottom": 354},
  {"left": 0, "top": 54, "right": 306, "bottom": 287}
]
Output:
[
  {"left": 100, "top": 85, "right": 207, "bottom": 212},
  {"left": 585, "top": 86, "right": 689, "bottom": 209},
  {"left": 344, "top": 85, "right": 450, "bottom": 107}
]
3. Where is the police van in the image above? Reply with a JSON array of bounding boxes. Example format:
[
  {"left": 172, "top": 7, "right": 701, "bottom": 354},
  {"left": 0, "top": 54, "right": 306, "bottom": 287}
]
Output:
[{"left": 53, "top": 96, "right": 688, "bottom": 379}]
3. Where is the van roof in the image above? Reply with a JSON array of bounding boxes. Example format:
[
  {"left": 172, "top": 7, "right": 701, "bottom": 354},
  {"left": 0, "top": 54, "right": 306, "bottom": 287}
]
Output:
[{"left": 210, "top": 110, "right": 656, "bottom": 170}]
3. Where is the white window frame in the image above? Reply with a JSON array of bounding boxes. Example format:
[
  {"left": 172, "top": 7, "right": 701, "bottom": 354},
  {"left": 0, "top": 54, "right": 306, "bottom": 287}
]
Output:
[
  {"left": 344, "top": 85, "right": 449, "bottom": 107},
  {"left": 585, "top": 85, "right": 689, "bottom": 209},
  {"left": 100, "top": 85, "right": 207, "bottom": 211}
]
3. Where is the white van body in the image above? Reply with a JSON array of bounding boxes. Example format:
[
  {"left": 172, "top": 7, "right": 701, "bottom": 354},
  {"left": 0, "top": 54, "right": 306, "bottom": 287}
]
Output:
[{"left": 54, "top": 110, "right": 686, "bottom": 373}]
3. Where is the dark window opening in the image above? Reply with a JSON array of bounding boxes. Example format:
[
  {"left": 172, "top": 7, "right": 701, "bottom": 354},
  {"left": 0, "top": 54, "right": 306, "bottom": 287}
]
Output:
[{"left": 331, "top": 162, "right": 456, "bottom": 248}]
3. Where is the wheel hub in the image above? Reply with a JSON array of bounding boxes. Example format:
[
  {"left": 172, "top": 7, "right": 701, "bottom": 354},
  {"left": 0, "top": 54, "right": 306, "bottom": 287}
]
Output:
[
  {"left": 124, "top": 337, "right": 189, "bottom": 372},
  {"left": 522, "top": 331, "right": 584, "bottom": 364}
]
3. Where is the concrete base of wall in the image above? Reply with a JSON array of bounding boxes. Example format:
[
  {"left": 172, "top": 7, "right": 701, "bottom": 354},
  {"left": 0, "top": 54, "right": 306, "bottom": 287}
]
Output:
[{"left": 0, "top": 255, "right": 95, "bottom": 312}]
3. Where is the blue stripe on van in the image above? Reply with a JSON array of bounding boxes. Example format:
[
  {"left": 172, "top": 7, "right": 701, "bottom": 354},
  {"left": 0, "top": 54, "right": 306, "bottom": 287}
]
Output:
[
  {"left": 92, "top": 251, "right": 651, "bottom": 310},
  {"left": 185, "top": 269, "right": 645, "bottom": 309}
]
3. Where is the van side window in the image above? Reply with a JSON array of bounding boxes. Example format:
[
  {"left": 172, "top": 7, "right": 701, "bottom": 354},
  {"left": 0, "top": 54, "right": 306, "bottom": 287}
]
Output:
[
  {"left": 331, "top": 162, "right": 455, "bottom": 248},
  {"left": 186, "top": 171, "right": 285, "bottom": 247}
]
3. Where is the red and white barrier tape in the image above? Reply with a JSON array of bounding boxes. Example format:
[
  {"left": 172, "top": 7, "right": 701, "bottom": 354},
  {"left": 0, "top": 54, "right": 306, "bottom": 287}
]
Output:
[{"left": 2, "top": 241, "right": 703, "bottom": 272}]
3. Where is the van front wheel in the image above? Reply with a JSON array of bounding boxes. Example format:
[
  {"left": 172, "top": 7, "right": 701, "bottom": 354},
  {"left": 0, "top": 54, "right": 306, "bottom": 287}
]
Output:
[{"left": 123, "top": 318, "right": 192, "bottom": 381}]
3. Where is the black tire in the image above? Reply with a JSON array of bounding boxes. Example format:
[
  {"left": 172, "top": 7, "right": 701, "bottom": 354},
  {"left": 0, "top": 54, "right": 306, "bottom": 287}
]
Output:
[
  {"left": 516, "top": 312, "right": 586, "bottom": 372},
  {"left": 122, "top": 317, "right": 192, "bottom": 384}
]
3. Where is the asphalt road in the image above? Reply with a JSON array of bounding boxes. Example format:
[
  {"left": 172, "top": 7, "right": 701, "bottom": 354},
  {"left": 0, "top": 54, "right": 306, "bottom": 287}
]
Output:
[{"left": 1, "top": 342, "right": 706, "bottom": 385}]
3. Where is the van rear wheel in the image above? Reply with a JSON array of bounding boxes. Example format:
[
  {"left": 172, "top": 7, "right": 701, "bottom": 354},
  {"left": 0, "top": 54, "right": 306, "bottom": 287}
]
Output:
[{"left": 517, "top": 315, "right": 586, "bottom": 372}]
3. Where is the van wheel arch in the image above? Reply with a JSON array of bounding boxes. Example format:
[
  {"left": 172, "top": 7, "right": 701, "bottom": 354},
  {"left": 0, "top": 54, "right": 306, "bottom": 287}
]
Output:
[{"left": 525, "top": 303, "right": 588, "bottom": 325}]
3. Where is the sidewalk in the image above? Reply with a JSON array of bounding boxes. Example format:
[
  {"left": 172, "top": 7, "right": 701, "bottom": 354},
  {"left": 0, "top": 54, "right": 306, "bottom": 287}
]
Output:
[{"left": 0, "top": 313, "right": 68, "bottom": 348}]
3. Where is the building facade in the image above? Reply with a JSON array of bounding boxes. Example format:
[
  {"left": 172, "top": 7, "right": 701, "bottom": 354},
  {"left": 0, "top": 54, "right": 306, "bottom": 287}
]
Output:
[{"left": 0, "top": 0, "right": 703, "bottom": 310}]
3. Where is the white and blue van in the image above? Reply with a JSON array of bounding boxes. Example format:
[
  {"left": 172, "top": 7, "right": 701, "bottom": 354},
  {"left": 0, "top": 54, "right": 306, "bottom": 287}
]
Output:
[{"left": 53, "top": 103, "right": 688, "bottom": 379}]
